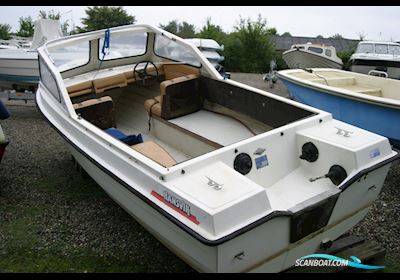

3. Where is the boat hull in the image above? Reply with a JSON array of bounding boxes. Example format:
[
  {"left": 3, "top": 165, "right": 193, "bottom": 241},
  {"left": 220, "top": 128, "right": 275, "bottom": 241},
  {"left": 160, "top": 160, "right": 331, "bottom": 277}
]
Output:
[
  {"left": 283, "top": 50, "right": 343, "bottom": 70},
  {"left": 37, "top": 88, "right": 396, "bottom": 272},
  {"left": 281, "top": 79, "right": 400, "bottom": 146},
  {"left": 0, "top": 53, "right": 39, "bottom": 89},
  {"left": 350, "top": 60, "right": 400, "bottom": 80}
]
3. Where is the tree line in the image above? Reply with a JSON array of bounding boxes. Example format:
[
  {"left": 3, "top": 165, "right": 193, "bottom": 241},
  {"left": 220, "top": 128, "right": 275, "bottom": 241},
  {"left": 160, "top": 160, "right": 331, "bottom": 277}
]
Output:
[{"left": 0, "top": 6, "right": 356, "bottom": 73}]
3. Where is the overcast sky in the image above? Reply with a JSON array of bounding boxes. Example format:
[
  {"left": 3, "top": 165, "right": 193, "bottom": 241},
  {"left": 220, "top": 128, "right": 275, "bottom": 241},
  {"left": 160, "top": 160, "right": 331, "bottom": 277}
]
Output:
[{"left": 1, "top": 6, "right": 399, "bottom": 41}]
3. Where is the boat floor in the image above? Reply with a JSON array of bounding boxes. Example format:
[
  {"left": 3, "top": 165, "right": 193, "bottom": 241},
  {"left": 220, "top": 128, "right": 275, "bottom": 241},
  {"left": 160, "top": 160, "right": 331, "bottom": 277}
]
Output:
[{"left": 112, "top": 83, "right": 259, "bottom": 164}]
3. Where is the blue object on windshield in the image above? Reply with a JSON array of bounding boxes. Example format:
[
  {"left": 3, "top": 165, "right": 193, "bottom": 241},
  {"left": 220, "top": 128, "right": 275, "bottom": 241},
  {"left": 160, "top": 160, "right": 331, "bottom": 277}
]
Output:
[
  {"left": 101, "top": 28, "right": 110, "bottom": 59},
  {"left": 0, "top": 100, "right": 10, "bottom": 120}
]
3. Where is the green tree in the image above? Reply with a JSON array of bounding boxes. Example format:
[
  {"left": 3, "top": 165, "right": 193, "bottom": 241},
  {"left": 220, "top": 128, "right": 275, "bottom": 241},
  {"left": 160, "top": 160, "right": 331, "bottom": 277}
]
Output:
[
  {"left": 330, "top": 33, "right": 344, "bottom": 39},
  {"left": 16, "top": 16, "right": 35, "bottom": 37},
  {"left": 159, "top": 20, "right": 196, "bottom": 38},
  {"left": 198, "top": 17, "right": 226, "bottom": 43},
  {"left": 281, "top": 32, "right": 292, "bottom": 37},
  {"left": 38, "top": 9, "right": 69, "bottom": 35},
  {"left": 316, "top": 34, "right": 324, "bottom": 38},
  {"left": 223, "top": 15, "right": 277, "bottom": 73},
  {"left": 77, "top": 6, "right": 135, "bottom": 33},
  {"left": 0, "top": 23, "right": 12, "bottom": 40}
]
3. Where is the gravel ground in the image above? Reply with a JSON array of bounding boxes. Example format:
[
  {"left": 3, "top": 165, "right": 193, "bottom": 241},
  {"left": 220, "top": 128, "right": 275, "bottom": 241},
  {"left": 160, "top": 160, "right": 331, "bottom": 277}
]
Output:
[{"left": 0, "top": 74, "right": 399, "bottom": 272}]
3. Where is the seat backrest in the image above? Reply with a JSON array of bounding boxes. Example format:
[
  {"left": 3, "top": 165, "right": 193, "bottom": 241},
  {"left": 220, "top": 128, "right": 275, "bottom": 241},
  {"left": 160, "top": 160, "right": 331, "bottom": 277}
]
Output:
[
  {"left": 73, "top": 96, "right": 116, "bottom": 129},
  {"left": 159, "top": 74, "right": 202, "bottom": 119},
  {"left": 163, "top": 64, "right": 200, "bottom": 80}
]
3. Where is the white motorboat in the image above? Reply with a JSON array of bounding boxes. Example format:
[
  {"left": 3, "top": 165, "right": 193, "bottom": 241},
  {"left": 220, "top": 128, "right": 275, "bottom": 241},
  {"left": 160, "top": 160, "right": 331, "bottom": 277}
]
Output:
[
  {"left": 283, "top": 43, "right": 343, "bottom": 70},
  {"left": 0, "top": 19, "right": 63, "bottom": 91},
  {"left": 36, "top": 24, "right": 398, "bottom": 272},
  {"left": 185, "top": 38, "right": 224, "bottom": 68},
  {"left": 349, "top": 41, "right": 400, "bottom": 79}
]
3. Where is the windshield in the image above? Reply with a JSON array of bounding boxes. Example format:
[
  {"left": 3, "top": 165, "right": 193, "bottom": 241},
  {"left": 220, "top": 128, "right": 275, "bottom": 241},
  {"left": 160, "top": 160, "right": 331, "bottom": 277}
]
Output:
[
  {"left": 154, "top": 34, "right": 201, "bottom": 67},
  {"left": 355, "top": 43, "right": 374, "bottom": 54}
]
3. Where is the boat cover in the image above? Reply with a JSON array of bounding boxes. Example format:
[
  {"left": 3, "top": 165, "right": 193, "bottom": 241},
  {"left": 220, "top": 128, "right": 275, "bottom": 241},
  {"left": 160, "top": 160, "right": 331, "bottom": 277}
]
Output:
[{"left": 30, "top": 19, "right": 63, "bottom": 50}]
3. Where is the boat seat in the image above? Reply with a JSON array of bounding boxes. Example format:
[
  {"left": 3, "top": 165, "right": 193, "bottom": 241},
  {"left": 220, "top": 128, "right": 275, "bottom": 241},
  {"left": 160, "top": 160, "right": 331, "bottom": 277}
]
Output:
[
  {"left": 92, "top": 73, "right": 127, "bottom": 93},
  {"left": 339, "top": 84, "right": 383, "bottom": 97},
  {"left": 144, "top": 74, "right": 202, "bottom": 120},
  {"left": 123, "top": 64, "right": 165, "bottom": 83},
  {"left": 73, "top": 96, "right": 116, "bottom": 129},
  {"left": 131, "top": 140, "right": 177, "bottom": 168},
  {"left": 163, "top": 64, "right": 200, "bottom": 80},
  {"left": 67, "top": 80, "right": 93, "bottom": 98}
]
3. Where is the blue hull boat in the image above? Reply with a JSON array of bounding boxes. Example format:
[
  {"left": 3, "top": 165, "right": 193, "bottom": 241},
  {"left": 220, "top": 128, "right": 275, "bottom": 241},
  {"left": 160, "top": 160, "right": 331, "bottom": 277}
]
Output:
[{"left": 278, "top": 69, "right": 400, "bottom": 146}]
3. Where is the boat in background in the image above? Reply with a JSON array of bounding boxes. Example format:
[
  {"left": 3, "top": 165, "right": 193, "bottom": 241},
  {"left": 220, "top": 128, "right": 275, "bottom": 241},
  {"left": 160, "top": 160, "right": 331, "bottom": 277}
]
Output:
[
  {"left": 185, "top": 38, "right": 229, "bottom": 77},
  {"left": 36, "top": 24, "right": 398, "bottom": 272},
  {"left": 283, "top": 43, "right": 343, "bottom": 69},
  {"left": 0, "top": 19, "right": 63, "bottom": 91},
  {"left": 0, "top": 99, "right": 10, "bottom": 163},
  {"left": 278, "top": 68, "right": 400, "bottom": 146},
  {"left": 349, "top": 41, "right": 400, "bottom": 79}
]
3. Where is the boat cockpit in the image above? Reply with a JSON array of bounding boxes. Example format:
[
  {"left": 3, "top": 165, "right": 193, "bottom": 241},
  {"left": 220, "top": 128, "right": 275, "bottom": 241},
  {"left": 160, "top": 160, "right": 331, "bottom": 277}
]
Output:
[{"left": 39, "top": 25, "right": 316, "bottom": 169}]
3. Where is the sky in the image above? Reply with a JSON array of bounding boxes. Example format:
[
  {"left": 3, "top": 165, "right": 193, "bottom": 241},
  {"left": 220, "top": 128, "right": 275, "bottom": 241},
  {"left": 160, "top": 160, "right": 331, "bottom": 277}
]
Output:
[{"left": 1, "top": 6, "right": 400, "bottom": 41}]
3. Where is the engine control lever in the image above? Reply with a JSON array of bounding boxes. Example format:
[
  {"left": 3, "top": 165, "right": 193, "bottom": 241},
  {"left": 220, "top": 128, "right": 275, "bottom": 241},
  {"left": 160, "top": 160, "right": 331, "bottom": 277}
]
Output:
[{"left": 309, "top": 165, "right": 348, "bottom": 186}]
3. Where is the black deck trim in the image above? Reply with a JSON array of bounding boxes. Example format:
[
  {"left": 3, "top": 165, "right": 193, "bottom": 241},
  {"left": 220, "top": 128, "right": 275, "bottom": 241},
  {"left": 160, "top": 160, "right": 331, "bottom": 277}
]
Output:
[
  {"left": 35, "top": 94, "right": 399, "bottom": 246},
  {"left": 350, "top": 58, "right": 400, "bottom": 69}
]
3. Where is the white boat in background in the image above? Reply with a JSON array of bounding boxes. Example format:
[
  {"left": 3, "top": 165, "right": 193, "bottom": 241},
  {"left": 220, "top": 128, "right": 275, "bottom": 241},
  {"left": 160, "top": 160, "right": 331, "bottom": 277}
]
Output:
[
  {"left": 349, "top": 41, "right": 400, "bottom": 79},
  {"left": 0, "top": 19, "right": 63, "bottom": 91},
  {"left": 185, "top": 38, "right": 225, "bottom": 68},
  {"left": 283, "top": 43, "right": 343, "bottom": 69},
  {"left": 36, "top": 24, "right": 398, "bottom": 272}
]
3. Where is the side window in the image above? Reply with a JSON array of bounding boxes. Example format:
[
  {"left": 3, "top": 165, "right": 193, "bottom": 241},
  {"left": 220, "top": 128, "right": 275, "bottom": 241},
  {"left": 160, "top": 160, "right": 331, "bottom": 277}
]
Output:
[
  {"left": 49, "top": 42, "right": 90, "bottom": 72},
  {"left": 154, "top": 34, "right": 201, "bottom": 67},
  {"left": 38, "top": 56, "right": 61, "bottom": 102},
  {"left": 325, "top": 49, "right": 332, "bottom": 57},
  {"left": 99, "top": 32, "right": 147, "bottom": 60},
  {"left": 375, "top": 44, "right": 388, "bottom": 54},
  {"left": 308, "top": 47, "right": 323, "bottom": 54}
]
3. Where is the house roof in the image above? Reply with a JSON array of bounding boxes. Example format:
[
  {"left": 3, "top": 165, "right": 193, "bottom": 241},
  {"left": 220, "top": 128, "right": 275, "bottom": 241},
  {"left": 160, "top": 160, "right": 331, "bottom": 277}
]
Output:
[{"left": 272, "top": 35, "right": 360, "bottom": 53}]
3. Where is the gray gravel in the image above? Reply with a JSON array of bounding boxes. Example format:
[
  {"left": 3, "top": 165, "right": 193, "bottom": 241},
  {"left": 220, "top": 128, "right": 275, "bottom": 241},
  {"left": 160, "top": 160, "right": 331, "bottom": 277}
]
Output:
[{"left": 0, "top": 74, "right": 399, "bottom": 271}]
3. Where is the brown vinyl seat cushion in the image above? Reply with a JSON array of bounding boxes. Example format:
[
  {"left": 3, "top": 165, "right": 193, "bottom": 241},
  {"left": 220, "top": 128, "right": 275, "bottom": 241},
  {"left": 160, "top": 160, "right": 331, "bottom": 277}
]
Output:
[
  {"left": 131, "top": 140, "right": 176, "bottom": 168},
  {"left": 92, "top": 73, "right": 127, "bottom": 93},
  {"left": 163, "top": 64, "right": 200, "bottom": 80},
  {"left": 123, "top": 64, "right": 165, "bottom": 83},
  {"left": 73, "top": 96, "right": 116, "bottom": 129},
  {"left": 144, "top": 74, "right": 201, "bottom": 119}
]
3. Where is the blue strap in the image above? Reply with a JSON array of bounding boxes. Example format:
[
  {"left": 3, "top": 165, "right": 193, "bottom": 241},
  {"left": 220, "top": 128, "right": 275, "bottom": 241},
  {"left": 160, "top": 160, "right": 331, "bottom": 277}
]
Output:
[{"left": 101, "top": 28, "right": 110, "bottom": 60}]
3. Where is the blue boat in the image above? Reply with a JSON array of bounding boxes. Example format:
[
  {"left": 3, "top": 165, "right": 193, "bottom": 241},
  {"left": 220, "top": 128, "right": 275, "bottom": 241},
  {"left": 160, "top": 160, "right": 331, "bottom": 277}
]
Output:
[{"left": 278, "top": 68, "right": 400, "bottom": 146}]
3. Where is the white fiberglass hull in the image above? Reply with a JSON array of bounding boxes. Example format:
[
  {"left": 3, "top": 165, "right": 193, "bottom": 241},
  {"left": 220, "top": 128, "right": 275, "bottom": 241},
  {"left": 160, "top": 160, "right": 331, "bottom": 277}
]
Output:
[
  {"left": 350, "top": 64, "right": 400, "bottom": 80},
  {"left": 36, "top": 86, "right": 395, "bottom": 272},
  {"left": 283, "top": 49, "right": 343, "bottom": 70},
  {"left": 0, "top": 50, "right": 39, "bottom": 85}
]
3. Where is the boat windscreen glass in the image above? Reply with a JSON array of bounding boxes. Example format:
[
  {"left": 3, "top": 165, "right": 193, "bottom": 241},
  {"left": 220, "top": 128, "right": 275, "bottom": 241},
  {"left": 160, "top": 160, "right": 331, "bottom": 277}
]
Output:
[
  {"left": 48, "top": 42, "right": 90, "bottom": 72},
  {"left": 375, "top": 44, "right": 389, "bottom": 54},
  {"left": 356, "top": 43, "right": 374, "bottom": 54},
  {"left": 99, "top": 32, "right": 147, "bottom": 60},
  {"left": 308, "top": 47, "right": 323, "bottom": 54},
  {"left": 154, "top": 34, "right": 201, "bottom": 67},
  {"left": 388, "top": 45, "right": 400, "bottom": 55}
]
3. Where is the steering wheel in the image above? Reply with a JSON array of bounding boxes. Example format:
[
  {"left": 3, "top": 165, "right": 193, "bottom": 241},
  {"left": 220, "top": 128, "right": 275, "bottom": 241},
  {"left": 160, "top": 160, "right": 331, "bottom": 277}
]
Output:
[{"left": 133, "top": 61, "right": 159, "bottom": 85}]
